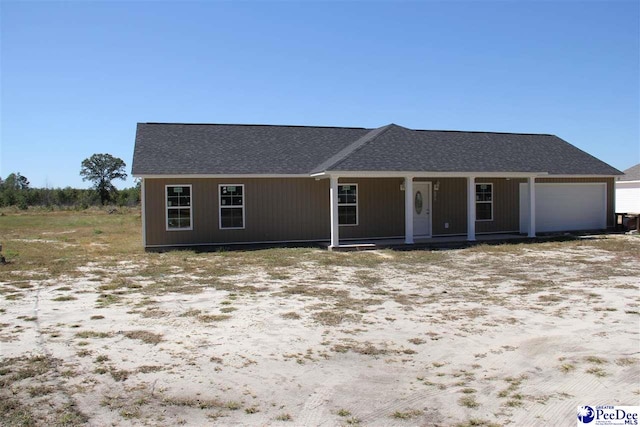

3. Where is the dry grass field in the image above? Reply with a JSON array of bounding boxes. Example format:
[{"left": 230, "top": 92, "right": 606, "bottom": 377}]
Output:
[{"left": 1, "top": 208, "right": 639, "bottom": 426}]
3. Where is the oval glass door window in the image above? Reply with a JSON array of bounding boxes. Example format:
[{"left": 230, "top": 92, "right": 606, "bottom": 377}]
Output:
[{"left": 415, "top": 191, "right": 423, "bottom": 214}]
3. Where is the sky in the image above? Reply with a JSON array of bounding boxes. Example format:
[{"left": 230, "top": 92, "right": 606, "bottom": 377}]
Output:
[{"left": 1, "top": 0, "right": 638, "bottom": 189}]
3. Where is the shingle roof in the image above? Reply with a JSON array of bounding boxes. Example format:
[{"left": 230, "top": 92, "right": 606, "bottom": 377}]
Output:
[
  {"left": 620, "top": 164, "right": 640, "bottom": 181},
  {"left": 132, "top": 123, "right": 369, "bottom": 175},
  {"left": 132, "top": 122, "right": 622, "bottom": 176}
]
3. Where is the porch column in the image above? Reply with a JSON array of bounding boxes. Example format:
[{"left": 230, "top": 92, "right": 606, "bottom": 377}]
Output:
[
  {"left": 528, "top": 177, "right": 536, "bottom": 237},
  {"left": 329, "top": 175, "right": 340, "bottom": 249},
  {"left": 404, "top": 177, "right": 414, "bottom": 244},
  {"left": 467, "top": 176, "right": 476, "bottom": 241}
]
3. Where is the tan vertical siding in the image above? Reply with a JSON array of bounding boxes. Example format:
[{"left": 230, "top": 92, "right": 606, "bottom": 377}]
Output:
[
  {"left": 143, "top": 176, "right": 616, "bottom": 247},
  {"left": 474, "top": 178, "right": 525, "bottom": 233},
  {"left": 338, "top": 178, "right": 405, "bottom": 239},
  {"left": 145, "top": 178, "right": 331, "bottom": 246}
]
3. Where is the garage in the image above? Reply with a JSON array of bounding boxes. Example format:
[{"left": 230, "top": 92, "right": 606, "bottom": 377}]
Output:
[{"left": 520, "top": 183, "right": 607, "bottom": 233}]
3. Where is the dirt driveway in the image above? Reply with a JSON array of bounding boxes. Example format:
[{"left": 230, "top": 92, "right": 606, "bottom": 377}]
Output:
[{"left": 1, "top": 232, "right": 639, "bottom": 426}]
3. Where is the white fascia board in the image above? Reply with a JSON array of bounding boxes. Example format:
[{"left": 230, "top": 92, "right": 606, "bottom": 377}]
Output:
[
  {"left": 133, "top": 173, "right": 310, "bottom": 179},
  {"left": 313, "top": 171, "right": 548, "bottom": 179}
]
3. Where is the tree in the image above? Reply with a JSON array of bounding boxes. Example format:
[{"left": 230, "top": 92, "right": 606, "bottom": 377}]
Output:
[
  {"left": 0, "top": 172, "right": 30, "bottom": 208},
  {"left": 80, "top": 154, "right": 128, "bottom": 205},
  {"left": 4, "top": 172, "right": 30, "bottom": 190}
]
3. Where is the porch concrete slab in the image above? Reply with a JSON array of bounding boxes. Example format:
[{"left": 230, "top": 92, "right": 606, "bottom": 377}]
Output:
[{"left": 322, "top": 233, "right": 545, "bottom": 251}]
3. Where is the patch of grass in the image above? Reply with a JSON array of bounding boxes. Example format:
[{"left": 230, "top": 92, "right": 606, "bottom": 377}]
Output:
[
  {"left": 75, "top": 331, "right": 111, "bottom": 339},
  {"left": 276, "top": 413, "right": 292, "bottom": 421},
  {"left": 460, "top": 388, "right": 477, "bottom": 394},
  {"left": 56, "top": 402, "right": 89, "bottom": 425},
  {"left": 332, "top": 341, "right": 387, "bottom": 356},
  {"left": 28, "top": 384, "right": 55, "bottom": 397},
  {"left": 456, "top": 419, "right": 501, "bottom": 427},
  {"left": 96, "top": 293, "right": 121, "bottom": 307},
  {"left": 90, "top": 315, "right": 105, "bottom": 320},
  {"left": 313, "top": 310, "right": 362, "bottom": 326},
  {"left": 198, "top": 314, "right": 232, "bottom": 323},
  {"left": 52, "top": 295, "right": 77, "bottom": 302},
  {"left": 225, "top": 401, "right": 242, "bottom": 410},
  {"left": 245, "top": 406, "right": 259, "bottom": 414},
  {"left": 586, "top": 367, "right": 608, "bottom": 377},
  {"left": 615, "top": 358, "right": 636, "bottom": 366},
  {"left": 122, "top": 330, "right": 163, "bottom": 345},
  {"left": 110, "top": 369, "right": 130, "bottom": 382},
  {"left": 0, "top": 397, "right": 36, "bottom": 426},
  {"left": 585, "top": 356, "right": 607, "bottom": 364},
  {"left": 505, "top": 399, "right": 523, "bottom": 407},
  {"left": 60, "top": 369, "right": 78, "bottom": 378},
  {"left": 538, "top": 294, "right": 562, "bottom": 302},
  {"left": 281, "top": 311, "right": 301, "bottom": 320},
  {"left": 559, "top": 363, "right": 575, "bottom": 373},
  {"left": 337, "top": 409, "right": 352, "bottom": 417},
  {"left": 220, "top": 307, "right": 237, "bottom": 313},
  {"left": 95, "top": 355, "right": 109, "bottom": 363},
  {"left": 458, "top": 396, "right": 479, "bottom": 409},
  {"left": 391, "top": 409, "right": 424, "bottom": 419},
  {"left": 137, "top": 365, "right": 164, "bottom": 373}
]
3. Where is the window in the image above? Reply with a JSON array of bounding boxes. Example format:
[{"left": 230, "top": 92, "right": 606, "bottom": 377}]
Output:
[
  {"left": 475, "top": 183, "right": 493, "bottom": 221},
  {"left": 219, "top": 184, "right": 245, "bottom": 229},
  {"left": 166, "top": 185, "right": 192, "bottom": 230},
  {"left": 338, "top": 184, "right": 358, "bottom": 226}
]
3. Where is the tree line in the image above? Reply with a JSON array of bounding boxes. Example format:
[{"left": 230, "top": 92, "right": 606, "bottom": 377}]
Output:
[{"left": 0, "top": 154, "right": 139, "bottom": 209}]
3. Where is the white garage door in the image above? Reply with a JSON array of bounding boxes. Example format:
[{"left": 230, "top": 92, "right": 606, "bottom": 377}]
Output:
[{"left": 520, "top": 183, "right": 607, "bottom": 233}]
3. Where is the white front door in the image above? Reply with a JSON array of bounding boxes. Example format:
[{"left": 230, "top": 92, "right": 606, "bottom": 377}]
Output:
[{"left": 413, "top": 182, "right": 432, "bottom": 237}]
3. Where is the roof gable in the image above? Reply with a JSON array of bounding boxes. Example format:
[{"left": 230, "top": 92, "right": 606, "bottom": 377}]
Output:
[
  {"left": 621, "top": 164, "right": 640, "bottom": 181},
  {"left": 132, "top": 122, "right": 622, "bottom": 176},
  {"left": 319, "top": 126, "right": 621, "bottom": 175}
]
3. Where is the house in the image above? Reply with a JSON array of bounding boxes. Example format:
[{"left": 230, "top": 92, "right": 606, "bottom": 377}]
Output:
[
  {"left": 131, "top": 123, "right": 621, "bottom": 249},
  {"left": 615, "top": 163, "right": 640, "bottom": 231}
]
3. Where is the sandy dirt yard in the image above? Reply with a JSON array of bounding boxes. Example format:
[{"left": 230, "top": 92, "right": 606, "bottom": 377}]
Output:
[{"left": 1, "top": 219, "right": 639, "bottom": 426}]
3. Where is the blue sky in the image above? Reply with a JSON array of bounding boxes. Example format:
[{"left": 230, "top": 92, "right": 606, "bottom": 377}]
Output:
[{"left": 1, "top": 0, "right": 638, "bottom": 189}]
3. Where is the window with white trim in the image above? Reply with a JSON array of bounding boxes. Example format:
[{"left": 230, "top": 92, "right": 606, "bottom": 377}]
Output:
[
  {"left": 219, "top": 184, "right": 245, "bottom": 229},
  {"left": 338, "top": 184, "right": 358, "bottom": 226},
  {"left": 475, "top": 183, "right": 493, "bottom": 221},
  {"left": 166, "top": 185, "right": 192, "bottom": 230}
]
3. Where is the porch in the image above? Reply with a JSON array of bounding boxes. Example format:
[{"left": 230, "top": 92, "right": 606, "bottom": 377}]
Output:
[{"left": 317, "top": 174, "right": 542, "bottom": 250}]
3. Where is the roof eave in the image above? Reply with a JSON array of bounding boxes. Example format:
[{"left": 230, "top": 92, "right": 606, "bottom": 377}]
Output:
[
  {"left": 133, "top": 173, "right": 311, "bottom": 179},
  {"left": 310, "top": 171, "right": 550, "bottom": 178}
]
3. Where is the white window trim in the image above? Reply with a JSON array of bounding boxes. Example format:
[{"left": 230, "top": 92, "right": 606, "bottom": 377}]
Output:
[
  {"left": 219, "top": 184, "right": 246, "bottom": 230},
  {"left": 338, "top": 183, "right": 358, "bottom": 226},
  {"left": 476, "top": 182, "right": 494, "bottom": 222},
  {"left": 165, "top": 184, "right": 193, "bottom": 231}
]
